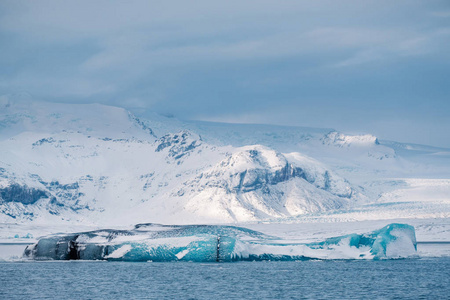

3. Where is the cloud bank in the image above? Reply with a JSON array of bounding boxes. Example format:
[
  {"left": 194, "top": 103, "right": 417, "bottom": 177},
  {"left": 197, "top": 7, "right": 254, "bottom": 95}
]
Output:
[{"left": 1, "top": 0, "right": 449, "bottom": 146}]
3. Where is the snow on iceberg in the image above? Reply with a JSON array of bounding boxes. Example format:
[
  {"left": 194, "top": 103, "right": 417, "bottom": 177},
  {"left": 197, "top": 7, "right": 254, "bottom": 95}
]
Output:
[{"left": 24, "top": 223, "right": 417, "bottom": 261}]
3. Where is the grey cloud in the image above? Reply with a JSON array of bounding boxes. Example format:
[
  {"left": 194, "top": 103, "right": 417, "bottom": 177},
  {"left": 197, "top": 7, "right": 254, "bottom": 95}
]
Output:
[{"left": 0, "top": 0, "right": 449, "bottom": 147}]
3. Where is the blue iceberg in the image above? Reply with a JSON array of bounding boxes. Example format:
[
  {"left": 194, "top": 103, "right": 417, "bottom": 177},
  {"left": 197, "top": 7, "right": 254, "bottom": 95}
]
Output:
[{"left": 24, "top": 223, "right": 417, "bottom": 261}]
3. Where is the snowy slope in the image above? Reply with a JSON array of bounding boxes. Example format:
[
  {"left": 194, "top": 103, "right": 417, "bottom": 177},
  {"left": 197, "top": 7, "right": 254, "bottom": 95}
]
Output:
[
  {"left": 178, "top": 120, "right": 450, "bottom": 182},
  {"left": 0, "top": 100, "right": 364, "bottom": 225}
]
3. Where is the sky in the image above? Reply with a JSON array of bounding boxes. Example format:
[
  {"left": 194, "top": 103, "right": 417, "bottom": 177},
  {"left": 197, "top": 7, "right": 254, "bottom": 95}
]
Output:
[{"left": 0, "top": 0, "right": 449, "bottom": 147}]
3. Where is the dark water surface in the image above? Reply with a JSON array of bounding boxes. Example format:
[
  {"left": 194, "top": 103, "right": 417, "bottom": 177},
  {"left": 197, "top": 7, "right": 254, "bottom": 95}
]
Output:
[{"left": 1, "top": 258, "right": 449, "bottom": 299}]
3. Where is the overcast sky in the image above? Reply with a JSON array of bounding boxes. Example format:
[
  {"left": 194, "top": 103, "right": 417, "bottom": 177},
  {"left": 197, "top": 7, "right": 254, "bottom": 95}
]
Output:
[{"left": 1, "top": 1, "right": 449, "bottom": 147}]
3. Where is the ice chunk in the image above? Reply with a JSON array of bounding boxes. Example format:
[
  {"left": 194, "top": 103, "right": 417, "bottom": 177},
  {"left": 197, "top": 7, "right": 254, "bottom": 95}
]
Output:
[
  {"left": 304, "top": 223, "right": 417, "bottom": 259},
  {"left": 24, "top": 223, "right": 417, "bottom": 261}
]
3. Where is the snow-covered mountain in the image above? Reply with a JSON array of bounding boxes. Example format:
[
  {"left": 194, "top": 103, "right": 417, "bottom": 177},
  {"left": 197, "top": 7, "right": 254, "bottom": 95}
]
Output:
[
  {"left": 0, "top": 99, "right": 449, "bottom": 227},
  {"left": 0, "top": 100, "right": 362, "bottom": 225}
]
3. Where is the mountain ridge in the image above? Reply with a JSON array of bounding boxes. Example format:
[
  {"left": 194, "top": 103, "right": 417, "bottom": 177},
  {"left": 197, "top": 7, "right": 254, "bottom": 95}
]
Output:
[{"left": 0, "top": 100, "right": 448, "bottom": 226}]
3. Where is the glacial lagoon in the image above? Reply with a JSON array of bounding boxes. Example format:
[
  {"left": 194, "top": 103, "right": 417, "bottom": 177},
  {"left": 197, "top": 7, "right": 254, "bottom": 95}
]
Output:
[{"left": 1, "top": 258, "right": 449, "bottom": 299}]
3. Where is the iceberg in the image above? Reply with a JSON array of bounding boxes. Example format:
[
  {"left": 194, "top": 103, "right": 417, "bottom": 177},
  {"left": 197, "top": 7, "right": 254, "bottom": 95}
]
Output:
[{"left": 24, "top": 223, "right": 417, "bottom": 261}]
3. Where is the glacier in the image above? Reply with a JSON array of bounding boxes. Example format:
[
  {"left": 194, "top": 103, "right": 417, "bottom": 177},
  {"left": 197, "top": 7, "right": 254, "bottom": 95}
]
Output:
[{"left": 24, "top": 223, "right": 417, "bottom": 261}]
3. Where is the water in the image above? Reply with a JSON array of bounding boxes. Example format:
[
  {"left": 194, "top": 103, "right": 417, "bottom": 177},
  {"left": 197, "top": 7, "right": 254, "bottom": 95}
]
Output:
[{"left": 1, "top": 258, "right": 449, "bottom": 299}]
